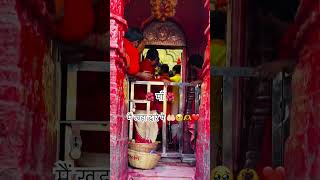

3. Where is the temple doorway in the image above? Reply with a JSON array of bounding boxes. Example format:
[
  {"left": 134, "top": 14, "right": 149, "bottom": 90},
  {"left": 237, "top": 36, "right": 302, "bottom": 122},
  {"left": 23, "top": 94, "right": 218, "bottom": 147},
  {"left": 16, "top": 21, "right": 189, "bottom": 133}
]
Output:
[
  {"left": 109, "top": 0, "right": 210, "bottom": 179},
  {"left": 127, "top": 20, "right": 197, "bottom": 179}
]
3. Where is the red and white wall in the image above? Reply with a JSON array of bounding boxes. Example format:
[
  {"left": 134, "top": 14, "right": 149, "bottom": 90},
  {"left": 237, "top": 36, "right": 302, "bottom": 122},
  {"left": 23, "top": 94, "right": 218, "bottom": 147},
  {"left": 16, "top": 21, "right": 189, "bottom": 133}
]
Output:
[{"left": 0, "top": 0, "right": 58, "bottom": 179}]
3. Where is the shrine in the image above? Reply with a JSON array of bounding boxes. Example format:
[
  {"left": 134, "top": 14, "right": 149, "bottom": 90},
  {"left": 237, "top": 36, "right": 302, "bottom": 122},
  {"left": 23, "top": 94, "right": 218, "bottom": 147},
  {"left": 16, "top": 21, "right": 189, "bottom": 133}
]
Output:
[
  {"left": 0, "top": 0, "right": 319, "bottom": 180},
  {"left": 111, "top": 0, "right": 210, "bottom": 179}
]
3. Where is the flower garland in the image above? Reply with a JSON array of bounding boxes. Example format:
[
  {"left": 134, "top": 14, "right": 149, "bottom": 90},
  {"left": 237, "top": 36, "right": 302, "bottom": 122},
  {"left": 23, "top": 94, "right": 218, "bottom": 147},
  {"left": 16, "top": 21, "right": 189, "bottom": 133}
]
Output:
[{"left": 150, "top": 0, "right": 178, "bottom": 21}]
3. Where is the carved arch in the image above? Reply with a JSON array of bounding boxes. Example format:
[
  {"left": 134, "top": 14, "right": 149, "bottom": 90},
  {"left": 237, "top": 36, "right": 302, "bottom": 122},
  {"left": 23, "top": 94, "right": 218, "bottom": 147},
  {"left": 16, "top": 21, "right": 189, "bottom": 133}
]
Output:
[{"left": 143, "top": 21, "right": 186, "bottom": 47}]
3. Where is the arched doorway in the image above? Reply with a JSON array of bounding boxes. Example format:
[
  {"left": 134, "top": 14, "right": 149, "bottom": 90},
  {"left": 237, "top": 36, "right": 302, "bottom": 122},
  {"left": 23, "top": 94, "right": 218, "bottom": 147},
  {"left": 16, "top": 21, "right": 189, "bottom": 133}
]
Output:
[
  {"left": 133, "top": 20, "right": 198, "bottom": 161},
  {"left": 142, "top": 20, "right": 187, "bottom": 82}
]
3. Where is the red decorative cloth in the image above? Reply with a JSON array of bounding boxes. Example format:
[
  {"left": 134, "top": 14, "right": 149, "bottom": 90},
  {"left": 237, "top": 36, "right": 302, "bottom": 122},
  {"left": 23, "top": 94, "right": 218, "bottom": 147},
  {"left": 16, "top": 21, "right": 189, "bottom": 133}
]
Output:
[
  {"left": 135, "top": 132, "right": 152, "bottom": 143},
  {"left": 123, "top": 39, "right": 140, "bottom": 75}
]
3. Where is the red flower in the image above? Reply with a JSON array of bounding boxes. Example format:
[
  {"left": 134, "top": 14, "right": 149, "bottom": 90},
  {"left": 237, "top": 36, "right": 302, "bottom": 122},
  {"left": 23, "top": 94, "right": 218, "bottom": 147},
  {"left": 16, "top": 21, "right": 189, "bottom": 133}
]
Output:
[
  {"left": 167, "top": 92, "right": 174, "bottom": 101},
  {"left": 146, "top": 92, "right": 155, "bottom": 101}
]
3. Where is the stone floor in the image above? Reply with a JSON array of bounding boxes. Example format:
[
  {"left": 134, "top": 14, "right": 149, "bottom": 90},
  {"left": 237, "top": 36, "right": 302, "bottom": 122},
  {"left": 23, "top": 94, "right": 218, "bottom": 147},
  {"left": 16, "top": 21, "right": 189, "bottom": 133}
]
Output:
[{"left": 128, "top": 159, "right": 196, "bottom": 180}]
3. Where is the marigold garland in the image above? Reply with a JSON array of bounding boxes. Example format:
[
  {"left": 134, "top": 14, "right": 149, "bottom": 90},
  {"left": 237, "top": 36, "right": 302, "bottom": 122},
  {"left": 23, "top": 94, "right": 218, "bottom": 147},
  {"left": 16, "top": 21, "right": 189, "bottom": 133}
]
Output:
[{"left": 150, "top": 0, "right": 178, "bottom": 21}]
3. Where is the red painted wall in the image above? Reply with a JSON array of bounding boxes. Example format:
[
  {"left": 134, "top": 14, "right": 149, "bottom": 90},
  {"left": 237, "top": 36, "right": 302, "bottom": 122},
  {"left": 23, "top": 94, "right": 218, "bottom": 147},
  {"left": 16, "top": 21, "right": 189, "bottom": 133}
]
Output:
[
  {"left": 196, "top": 54, "right": 211, "bottom": 179},
  {"left": 195, "top": 2, "right": 210, "bottom": 178},
  {"left": 0, "top": 0, "right": 57, "bottom": 179},
  {"left": 284, "top": 3, "right": 320, "bottom": 179}
]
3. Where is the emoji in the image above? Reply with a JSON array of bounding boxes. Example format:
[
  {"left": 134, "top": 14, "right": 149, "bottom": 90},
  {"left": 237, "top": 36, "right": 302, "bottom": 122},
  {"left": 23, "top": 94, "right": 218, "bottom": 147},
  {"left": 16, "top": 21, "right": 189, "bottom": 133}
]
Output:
[
  {"left": 263, "top": 166, "right": 284, "bottom": 180},
  {"left": 176, "top": 114, "right": 183, "bottom": 121},
  {"left": 211, "top": 166, "right": 233, "bottom": 180},
  {"left": 237, "top": 168, "right": 259, "bottom": 180},
  {"left": 184, "top": 114, "right": 191, "bottom": 121},
  {"left": 191, "top": 114, "right": 199, "bottom": 121},
  {"left": 167, "top": 114, "right": 175, "bottom": 121}
]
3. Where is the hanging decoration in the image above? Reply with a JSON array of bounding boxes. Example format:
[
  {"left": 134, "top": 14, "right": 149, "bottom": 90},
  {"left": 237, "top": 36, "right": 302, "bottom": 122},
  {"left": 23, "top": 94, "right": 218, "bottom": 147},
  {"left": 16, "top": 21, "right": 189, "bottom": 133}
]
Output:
[
  {"left": 177, "top": 58, "right": 181, "bottom": 65},
  {"left": 150, "top": 0, "right": 178, "bottom": 22}
]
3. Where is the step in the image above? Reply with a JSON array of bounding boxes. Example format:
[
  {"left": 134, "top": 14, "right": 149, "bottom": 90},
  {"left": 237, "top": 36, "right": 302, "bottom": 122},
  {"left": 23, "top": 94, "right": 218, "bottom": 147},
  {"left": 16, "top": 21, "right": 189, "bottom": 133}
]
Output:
[
  {"left": 128, "top": 161, "right": 195, "bottom": 180},
  {"left": 130, "top": 177, "right": 193, "bottom": 180}
]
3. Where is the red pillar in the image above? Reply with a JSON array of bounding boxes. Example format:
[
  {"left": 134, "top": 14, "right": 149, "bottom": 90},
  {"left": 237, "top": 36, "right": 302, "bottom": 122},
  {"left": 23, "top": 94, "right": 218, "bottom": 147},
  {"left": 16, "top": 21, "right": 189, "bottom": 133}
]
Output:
[
  {"left": 110, "top": 0, "right": 128, "bottom": 179},
  {"left": 0, "top": 0, "right": 57, "bottom": 179},
  {"left": 195, "top": 1, "right": 210, "bottom": 179}
]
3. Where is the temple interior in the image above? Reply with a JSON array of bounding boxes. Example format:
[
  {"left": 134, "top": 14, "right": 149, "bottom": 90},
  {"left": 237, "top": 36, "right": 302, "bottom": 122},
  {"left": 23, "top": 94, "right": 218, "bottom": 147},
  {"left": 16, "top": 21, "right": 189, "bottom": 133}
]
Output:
[{"left": 123, "top": 0, "right": 210, "bottom": 179}]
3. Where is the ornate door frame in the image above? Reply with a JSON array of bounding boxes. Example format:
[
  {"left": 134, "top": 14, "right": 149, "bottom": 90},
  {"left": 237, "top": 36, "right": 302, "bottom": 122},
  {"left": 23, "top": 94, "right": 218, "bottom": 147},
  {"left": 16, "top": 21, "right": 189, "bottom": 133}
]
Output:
[{"left": 142, "top": 20, "right": 188, "bottom": 82}]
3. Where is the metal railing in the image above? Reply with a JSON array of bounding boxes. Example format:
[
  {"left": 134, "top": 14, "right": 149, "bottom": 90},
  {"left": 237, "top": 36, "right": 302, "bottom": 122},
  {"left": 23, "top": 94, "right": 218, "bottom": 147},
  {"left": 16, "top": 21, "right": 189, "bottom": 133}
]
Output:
[
  {"left": 62, "top": 61, "right": 110, "bottom": 164},
  {"left": 271, "top": 72, "right": 292, "bottom": 166},
  {"left": 211, "top": 67, "right": 256, "bottom": 169},
  {"left": 128, "top": 80, "right": 201, "bottom": 158},
  {"left": 211, "top": 67, "right": 291, "bottom": 168}
]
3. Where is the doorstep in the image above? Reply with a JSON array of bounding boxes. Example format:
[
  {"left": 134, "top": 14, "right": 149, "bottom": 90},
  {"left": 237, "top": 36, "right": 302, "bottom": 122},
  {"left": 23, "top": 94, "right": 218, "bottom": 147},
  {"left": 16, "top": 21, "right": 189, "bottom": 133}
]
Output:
[{"left": 128, "top": 161, "right": 195, "bottom": 180}]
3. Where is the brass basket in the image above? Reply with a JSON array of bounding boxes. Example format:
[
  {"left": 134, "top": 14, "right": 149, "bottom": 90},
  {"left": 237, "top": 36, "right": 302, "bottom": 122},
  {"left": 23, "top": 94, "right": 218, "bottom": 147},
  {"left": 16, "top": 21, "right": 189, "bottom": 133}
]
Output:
[{"left": 128, "top": 149, "right": 160, "bottom": 170}]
